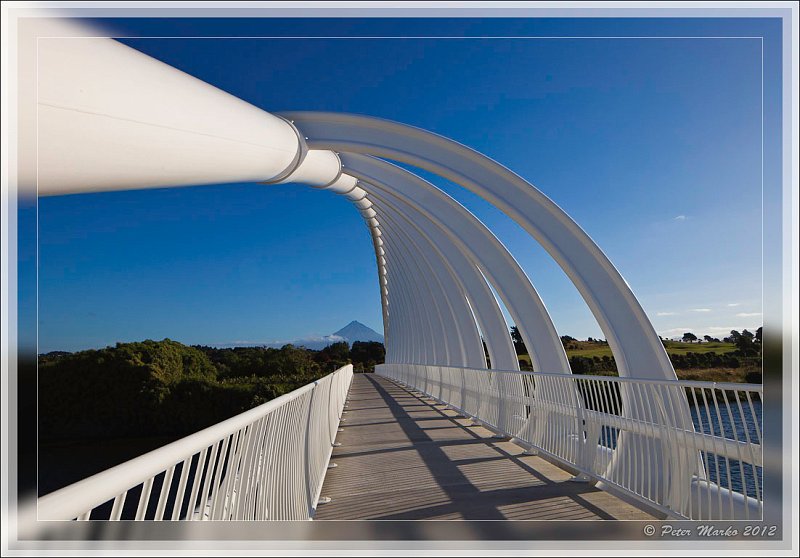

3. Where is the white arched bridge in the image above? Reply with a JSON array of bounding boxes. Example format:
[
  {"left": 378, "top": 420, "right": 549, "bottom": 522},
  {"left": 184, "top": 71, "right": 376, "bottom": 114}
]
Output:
[{"left": 36, "top": 35, "right": 762, "bottom": 523}]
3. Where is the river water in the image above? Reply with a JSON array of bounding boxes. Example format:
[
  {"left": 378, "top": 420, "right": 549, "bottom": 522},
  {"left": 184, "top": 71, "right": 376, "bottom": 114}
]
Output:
[{"left": 691, "top": 398, "right": 762, "bottom": 497}]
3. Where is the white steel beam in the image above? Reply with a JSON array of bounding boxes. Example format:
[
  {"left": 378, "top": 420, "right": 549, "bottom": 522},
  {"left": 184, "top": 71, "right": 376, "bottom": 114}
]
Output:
[
  {"left": 283, "top": 112, "right": 677, "bottom": 382},
  {"left": 37, "top": 37, "right": 303, "bottom": 195}
]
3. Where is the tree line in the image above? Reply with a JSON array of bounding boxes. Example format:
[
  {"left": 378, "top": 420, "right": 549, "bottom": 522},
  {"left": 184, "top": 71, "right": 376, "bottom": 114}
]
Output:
[
  {"left": 510, "top": 326, "right": 761, "bottom": 380},
  {"left": 38, "top": 339, "right": 384, "bottom": 442},
  {"left": 680, "top": 328, "right": 761, "bottom": 356}
]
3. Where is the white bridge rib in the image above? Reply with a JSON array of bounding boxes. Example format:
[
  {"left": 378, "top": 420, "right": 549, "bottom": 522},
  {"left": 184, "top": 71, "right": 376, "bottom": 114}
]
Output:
[{"left": 32, "top": 34, "right": 761, "bottom": 524}]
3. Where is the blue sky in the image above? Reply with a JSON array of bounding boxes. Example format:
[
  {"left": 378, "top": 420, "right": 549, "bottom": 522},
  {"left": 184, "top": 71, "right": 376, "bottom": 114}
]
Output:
[{"left": 25, "top": 17, "right": 777, "bottom": 353}]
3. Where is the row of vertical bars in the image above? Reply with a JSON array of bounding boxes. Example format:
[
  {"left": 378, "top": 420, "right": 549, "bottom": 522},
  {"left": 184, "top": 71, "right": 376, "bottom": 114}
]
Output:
[
  {"left": 378, "top": 363, "right": 762, "bottom": 521},
  {"left": 59, "top": 365, "right": 352, "bottom": 521}
]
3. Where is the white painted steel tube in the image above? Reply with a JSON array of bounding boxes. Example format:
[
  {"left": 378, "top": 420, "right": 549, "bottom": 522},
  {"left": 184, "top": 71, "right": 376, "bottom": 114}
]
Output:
[
  {"left": 382, "top": 202, "right": 473, "bottom": 366},
  {"left": 37, "top": 38, "right": 303, "bottom": 195},
  {"left": 372, "top": 229, "right": 415, "bottom": 364},
  {"left": 375, "top": 201, "right": 485, "bottom": 367},
  {"left": 342, "top": 154, "right": 563, "bottom": 373},
  {"left": 269, "top": 149, "right": 342, "bottom": 188},
  {"left": 368, "top": 190, "right": 501, "bottom": 368},
  {"left": 366, "top": 186, "right": 517, "bottom": 370},
  {"left": 289, "top": 113, "right": 695, "bottom": 498},
  {"left": 283, "top": 112, "right": 676, "bottom": 383},
  {"left": 378, "top": 216, "right": 448, "bottom": 364},
  {"left": 363, "top": 221, "right": 391, "bottom": 343}
]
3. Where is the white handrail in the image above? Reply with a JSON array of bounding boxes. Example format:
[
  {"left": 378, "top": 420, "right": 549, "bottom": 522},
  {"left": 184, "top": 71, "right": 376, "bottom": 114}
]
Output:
[
  {"left": 377, "top": 363, "right": 762, "bottom": 521},
  {"left": 38, "top": 365, "right": 353, "bottom": 521}
]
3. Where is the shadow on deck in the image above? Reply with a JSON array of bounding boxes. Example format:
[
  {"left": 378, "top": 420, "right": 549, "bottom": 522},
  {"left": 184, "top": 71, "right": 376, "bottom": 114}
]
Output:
[{"left": 314, "top": 374, "right": 655, "bottom": 521}]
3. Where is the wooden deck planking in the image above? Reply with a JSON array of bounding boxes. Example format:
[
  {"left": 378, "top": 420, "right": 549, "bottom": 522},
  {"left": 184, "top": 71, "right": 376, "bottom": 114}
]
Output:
[{"left": 314, "top": 374, "right": 655, "bottom": 521}]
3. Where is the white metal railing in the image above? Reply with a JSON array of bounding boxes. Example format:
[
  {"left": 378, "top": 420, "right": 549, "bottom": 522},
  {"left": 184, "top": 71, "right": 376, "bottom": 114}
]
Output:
[
  {"left": 38, "top": 365, "right": 353, "bottom": 521},
  {"left": 377, "top": 363, "right": 762, "bottom": 520}
]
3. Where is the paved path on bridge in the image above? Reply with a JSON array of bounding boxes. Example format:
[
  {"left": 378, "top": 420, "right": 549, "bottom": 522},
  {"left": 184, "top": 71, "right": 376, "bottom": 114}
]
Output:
[{"left": 314, "top": 374, "right": 655, "bottom": 520}]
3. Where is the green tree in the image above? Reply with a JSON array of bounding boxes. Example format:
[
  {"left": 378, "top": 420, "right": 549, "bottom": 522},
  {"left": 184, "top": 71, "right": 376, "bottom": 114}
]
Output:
[
  {"left": 734, "top": 330, "right": 758, "bottom": 356},
  {"left": 725, "top": 330, "right": 742, "bottom": 343},
  {"left": 350, "top": 341, "right": 385, "bottom": 373},
  {"left": 682, "top": 332, "right": 698, "bottom": 344},
  {"left": 510, "top": 326, "right": 526, "bottom": 355}
]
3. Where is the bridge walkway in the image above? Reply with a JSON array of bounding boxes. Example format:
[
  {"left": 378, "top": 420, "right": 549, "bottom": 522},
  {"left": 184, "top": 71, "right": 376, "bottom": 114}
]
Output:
[{"left": 314, "top": 374, "right": 655, "bottom": 520}]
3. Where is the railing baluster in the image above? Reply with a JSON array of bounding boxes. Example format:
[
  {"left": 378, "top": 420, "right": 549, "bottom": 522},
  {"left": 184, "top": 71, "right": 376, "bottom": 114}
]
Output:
[
  {"left": 135, "top": 477, "right": 154, "bottom": 520},
  {"left": 154, "top": 466, "right": 175, "bottom": 521},
  {"left": 186, "top": 447, "right": 208, "bottom": 521},
  {"left": 197, "top": 441, "right": 221, "bottom": 521},
  {"left": 375, "top": 363, "right": 762, "bottom": 521},
  {"left": 109, "top": 492, "right": 127, "bottom": 521},
  {"left": 721, "top": 388, "right": 749, "bottom": 519},
  {"left": 171, "top": 457, "right": 192, "bottom": 521},
  {"left": 743, "top": 391, "right": 763, "bottom": 517},
  {"left": 40, "top": 364, "right": 759, "bottom": 522},
  {"left": 37, "top": 365, "right": 354, "bottom": 522}
]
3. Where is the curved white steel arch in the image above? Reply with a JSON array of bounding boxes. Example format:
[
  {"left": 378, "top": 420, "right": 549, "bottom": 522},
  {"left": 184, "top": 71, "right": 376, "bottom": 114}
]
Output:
[
  {"left": 329, "top": 178, "right": 479, "bottom": 367},
  {"left": 379, "top": 217, "right": 451, "bottom": 365},
  {"left": 281, "top": 112, "right": 677, "bottom": 382},
  {"left": 371, "top": 193, "right": 487, "bottom": 368},
  {"left": 332, "top": 178, "right": 500, "bottom": 369},
  {"left": 378, "top": 196, "right": 486, "bottom": 367},
  {"left": 361, "top": 183, "right": 518, "bottom": 370},
  {"left": 37, "top": 37, "right": 304, "bottom": 194},
  {"left": 341, "top": 155, "right": 568, "bottom": 374},
  {"left": 330, "top": 180, "right": 491, "bottom": 369},
  {"left": 30, "top": 33, "right": 750, "bottom": 521},
  {"left": 36, "top": 34, "right": 678, "bottom": 383},
  {"left": 378, "top": 211, "right": 459, "bottom": 365},
  {"left": 360, "top": 180, "right": 533, "bottom": 428}
]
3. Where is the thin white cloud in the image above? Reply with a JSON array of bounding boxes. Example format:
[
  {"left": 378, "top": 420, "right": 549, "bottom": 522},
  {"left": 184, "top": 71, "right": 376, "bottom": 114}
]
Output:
[
  {"left": 658, "top": 325, "right": 760, "bottom": 338},
  {"left": 216, "top": 334, "right": 349, "bottom": 348},
  {"left": 658, "top": 327, "right": 696, "bottom": 337},
  {"left": 704, "top": 326, "right": 749, "bottom": 334},
  {"left": 673, "top": 215, "right": 687, "bottom": 221},
  {"left": 727, "top": 303, "right": 741, "bottom": 307},
  {"left": 657, "top": 311, "right": 678, "bottom": 316},
  {"left": 736, "top": 312, "right": 762, "bottom": 317},
  {"left": 690, "top": 308, "right": 712, "bottom": 313}
]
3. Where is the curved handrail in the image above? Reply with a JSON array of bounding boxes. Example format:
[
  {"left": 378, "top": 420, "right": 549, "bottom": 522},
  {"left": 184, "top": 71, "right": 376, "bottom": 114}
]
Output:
[
  {"left": 38, "top": 365, "right": 353, "bottom": 521},
  {"left": 378, "top": 363, "right": 763, "bottom": 521}
]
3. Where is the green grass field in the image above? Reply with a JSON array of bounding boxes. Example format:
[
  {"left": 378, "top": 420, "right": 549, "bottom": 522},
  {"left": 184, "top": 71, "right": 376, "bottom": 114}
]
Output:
[
  {"left": 516, "top": 340, "right": 756, "bottom": 383},
  {"left": 518, "top": 340, "right": 736, "bottom": 363},
  {"left": 660, "top": 341, "right": 737, "bottom": 355}
]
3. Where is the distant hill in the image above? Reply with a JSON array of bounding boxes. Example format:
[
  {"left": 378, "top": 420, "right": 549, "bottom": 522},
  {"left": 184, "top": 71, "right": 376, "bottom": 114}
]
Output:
[
  {"left": 214, "top": 320, "right": 384, "bottom": 350},
  {"left": 332, "top": 321, "right": 384, "bottom": 343}
]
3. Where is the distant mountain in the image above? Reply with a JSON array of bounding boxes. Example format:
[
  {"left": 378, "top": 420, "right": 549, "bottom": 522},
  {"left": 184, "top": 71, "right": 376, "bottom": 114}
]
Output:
[
  {"left": 332, "top": 321, "right": 384, "bottom": 343},
  {"left": 216, "top": 321, "right": 383, "bottom": 350}
]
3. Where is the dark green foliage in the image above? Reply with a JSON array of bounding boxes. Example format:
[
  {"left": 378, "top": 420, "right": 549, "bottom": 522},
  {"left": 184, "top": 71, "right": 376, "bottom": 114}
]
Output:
[
  {"left": 560, "top": 335, "right": 581, "bottom": 351},
  {"left": 39, "top": 338, "right": 386, "bottom": 443},
  {"left": 198, "top": 344, "right": 322, "bottom": 380},
  {"left": 744, "top": 371, "right": 763, "bottom": 384},
  {"left": 39, "top": 339, "right": 218, "bottom": 441},
  {"left": 314, "top": 341, "right": 351, "bottom": 373},
  {"left": 510, "top": 326, "right": 527, "bottom": 355},
  {"left": 567, "top": 350, "right": 758, "bottom": 376},
  {"left": 722, "top": 329, "right": 761, "bottom": 356},
  {"left": 350, "top": 341, "right": 385, "bottom": 373},
  {"left": 569, "top": 355, "right": 618, "bottom": 375}
]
